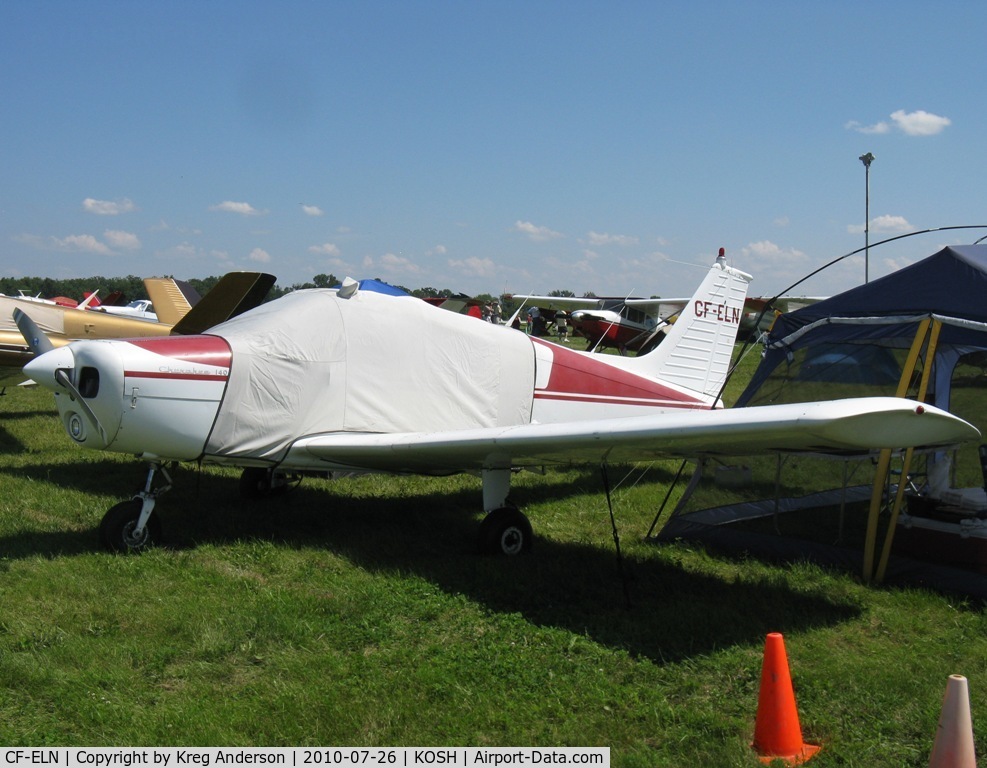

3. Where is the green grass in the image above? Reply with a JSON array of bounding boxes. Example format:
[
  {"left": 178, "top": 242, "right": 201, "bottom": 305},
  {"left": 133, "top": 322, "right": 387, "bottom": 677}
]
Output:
[{"left": 3, "top": 364, "right": 987, "bottom": 766}]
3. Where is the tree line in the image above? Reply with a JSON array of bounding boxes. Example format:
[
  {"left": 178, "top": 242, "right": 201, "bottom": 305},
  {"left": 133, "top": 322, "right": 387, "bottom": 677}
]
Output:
[{"left": 0, "top": 273, "right": 530, "bottom": 312}]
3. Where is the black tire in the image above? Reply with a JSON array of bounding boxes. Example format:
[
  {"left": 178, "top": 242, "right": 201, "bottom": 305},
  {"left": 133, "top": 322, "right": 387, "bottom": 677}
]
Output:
[
  {"left": 240, "top": 467, "right": 272, "bottom": 499},
  {"left": 239, "top": 467, "right": 291, "bottom": 499},
  {"left": 477, "top": 507, "right": 533, "bottom": 556},
  {"left": 99, "top": 499, "right": 161, "bottom": 553}
]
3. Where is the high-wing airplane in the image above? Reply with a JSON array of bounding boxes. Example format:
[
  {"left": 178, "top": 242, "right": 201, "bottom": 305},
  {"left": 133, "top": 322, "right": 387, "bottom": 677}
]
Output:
[
  {"left": 93, "top": 298, "right": 158, "bottom": 321},
  {"left": 510, "top": 249, "right": 824, "bottom": 353},
  {"left": 20, "top": 253, "right": 979, "bottom": 556},
  {"left": 506, "top": 291, "right": 684, "bottom": 352},
  {"left": 512, "top": 293, "right": 827, "bottom": 353},
  {"left": 1, "top": 272, "right": 275, "bottom": 388}
]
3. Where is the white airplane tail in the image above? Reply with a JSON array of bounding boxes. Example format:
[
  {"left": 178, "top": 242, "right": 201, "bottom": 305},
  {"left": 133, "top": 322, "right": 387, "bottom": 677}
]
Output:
[{"left": 619, "top": 252, "right": 752, "bottom": 405}]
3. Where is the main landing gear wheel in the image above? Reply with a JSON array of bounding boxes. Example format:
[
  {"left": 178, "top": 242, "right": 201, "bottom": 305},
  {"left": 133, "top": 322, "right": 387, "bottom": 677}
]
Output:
[
  {"left": 239, "top": 467, "right": 290, "bottom": 499},
  {"left": 477, "top": 507, "right": 533, "bottom": 556},
  {"left": 99, "top": 499, "right": 161, "bottom": 553}
]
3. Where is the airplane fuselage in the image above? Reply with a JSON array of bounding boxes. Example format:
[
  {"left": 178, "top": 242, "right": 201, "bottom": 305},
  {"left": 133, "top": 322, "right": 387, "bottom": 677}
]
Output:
[{"left": 30, "top": 322, "right": 721, "bottom": 468}]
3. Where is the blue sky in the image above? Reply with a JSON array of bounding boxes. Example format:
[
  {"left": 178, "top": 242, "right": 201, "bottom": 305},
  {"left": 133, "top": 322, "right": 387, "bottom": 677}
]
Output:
[{"left": 2, "top": 1, "right": 985, "bottom": 300}]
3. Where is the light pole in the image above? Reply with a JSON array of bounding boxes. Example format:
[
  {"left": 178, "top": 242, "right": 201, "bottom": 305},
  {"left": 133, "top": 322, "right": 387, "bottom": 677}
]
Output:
[{"left": 859, "top": 152, "right": 875, "bottom": 283}]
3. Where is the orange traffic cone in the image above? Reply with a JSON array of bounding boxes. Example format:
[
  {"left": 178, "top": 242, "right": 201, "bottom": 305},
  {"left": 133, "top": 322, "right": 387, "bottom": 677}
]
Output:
[
  {"left": 929, "top": 674, "right": 976, "bottom": 768},
  {"left": 752, "top": 632, "right": 821, "bottom": 765}
]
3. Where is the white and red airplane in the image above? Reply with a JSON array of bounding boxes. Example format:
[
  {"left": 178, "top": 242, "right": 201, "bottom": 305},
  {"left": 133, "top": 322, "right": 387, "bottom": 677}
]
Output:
[
  {"left": 19, "top": 253, "right": 979, "bottom": 555},
  {"left": 510, "top": 250, "right": 825, "bottom": 353},
  {"left": 507, "top": 292, "right": 681, "bottom": 352}
]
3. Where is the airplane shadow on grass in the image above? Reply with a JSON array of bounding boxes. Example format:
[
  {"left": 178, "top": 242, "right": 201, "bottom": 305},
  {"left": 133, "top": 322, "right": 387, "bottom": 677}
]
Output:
[
  {"left": 0, "top": 410, "right": 64, "bottom": 455},
  {"left": 0, "top": 460, "right": 861, "bottom": 665}
]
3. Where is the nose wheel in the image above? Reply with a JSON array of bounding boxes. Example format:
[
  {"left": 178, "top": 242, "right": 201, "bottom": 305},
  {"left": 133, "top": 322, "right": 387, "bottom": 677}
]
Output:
[
  {"left": 99, "top": 462, "right": 171, "bottom": 553},
  {"left": 99, "top": 498, "right": 161, "bottom": 552}
]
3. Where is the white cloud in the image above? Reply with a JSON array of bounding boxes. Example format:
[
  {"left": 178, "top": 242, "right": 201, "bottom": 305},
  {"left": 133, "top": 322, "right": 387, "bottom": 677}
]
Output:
[
  {"left": 13, "top": 233, "right": 49, "bottom": 250},
  {"left": 16, "top": 231, "right": 134, "bottom": 255},
  {"left": 56, "top": 234, "right": 114, "bottom": 255},
  {"left": 448, "top": 256, "right": 495, "bottom": 277},
  {"left": 308, "top": 242, "right": 341, "bottom": 256},
  {"left": 845, "top": 120, "right": 890, "bottom": 135},
  {"left": 248, "top": 248, "right": 271, "bottom": 263},
  {"left": 586, "top": 231, "right": 639, "bottom": 247},
  {"left": 871, "top": 214, "right": 912, "bottom": 232},
  {"left": 210, "top": 201, "right": 265, "bottom": 216},
  {"left": 173, "top": 243, "right": 199, "bottom": 258},
  {"left": 512, "top": 220, "right": 563, "bottom": 242},
  {"left": 364, "top": 252, "right": 421, "bottom": 274},
  {"left": 380, "top": 252, "right": 420, "bottom": 271},
  {"left": 302, "top": 204, "right": 324, "bottom": 217},
  {"left": 846, "top": 110, "right": 951, "bottom": 137},
  {"left": 890, "top": 109, "right": 951, "bottom": 136},
  {"left": 428, "top": 245, "right": 448, "bottom": 256},
  {"left": 103, "top": 230, "right": 141, "bottom": 250},
  {"left": 82, "top": 197, "right": 136, "bottom": 215},
  {"left": 847, "top": 214, "right": 912, "bottom": 235},
  {"left": 739, "top": 240, "right": 808, "bottom": 266}
]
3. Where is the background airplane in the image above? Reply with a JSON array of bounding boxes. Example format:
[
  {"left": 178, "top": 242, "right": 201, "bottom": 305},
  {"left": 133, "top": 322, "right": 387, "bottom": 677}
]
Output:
[
  {"left": 92, "top": 298, "right": 158, "bottom": 321},
  {"left": 20, "top": 254, "right": 978, "bottom": 557},
  {"left": 1, "top": 272, "right": 275, "bottom": 389},
  {"left": 505, "top": 291, "right": 681, "bottom": 351},
  {"left": 509, "top": 247, "right": 823, "bottom": 353},
  {"left": 510, "top": 292, "right": 825, "bottom": 353}
]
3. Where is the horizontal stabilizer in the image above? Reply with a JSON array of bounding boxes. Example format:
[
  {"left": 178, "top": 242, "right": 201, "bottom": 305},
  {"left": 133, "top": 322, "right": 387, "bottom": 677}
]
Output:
[{"left": 172, "top": 272, "right": 277, "bottom": 335}]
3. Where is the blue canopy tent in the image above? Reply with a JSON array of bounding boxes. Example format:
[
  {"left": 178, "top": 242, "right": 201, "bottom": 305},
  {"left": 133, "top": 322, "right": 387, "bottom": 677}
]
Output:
[
  {"left": 653, "top": 244, "right": 987, "bottom": 598},
  {"left": 738, "top": 244, "right": 987, "bottom": 413}
]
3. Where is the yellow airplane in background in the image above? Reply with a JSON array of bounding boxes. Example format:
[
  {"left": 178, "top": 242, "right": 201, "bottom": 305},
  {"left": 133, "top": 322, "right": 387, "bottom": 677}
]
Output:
[{"left": 1, "top": 272, "right": 275, "bottom": 388}]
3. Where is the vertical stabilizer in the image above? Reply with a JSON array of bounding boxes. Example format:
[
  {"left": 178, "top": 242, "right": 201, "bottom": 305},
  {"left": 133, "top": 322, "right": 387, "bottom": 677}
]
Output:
[
  {"left": 171, "top": 272, "right": 277, "bottom": 335},
  {"left": 621, "top": 251, "right": 752, "bottom": 404},
  {"left": 144, "top": 278, "right": 201, "bottom": 326}
]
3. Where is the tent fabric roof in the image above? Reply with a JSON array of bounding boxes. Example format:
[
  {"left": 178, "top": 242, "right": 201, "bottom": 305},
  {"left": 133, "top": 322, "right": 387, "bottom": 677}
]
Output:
[
  {"left": 738, "top": 244, "right": 987, "bottom": 407},
  {"left": 770, "top": 245, "right": 987, "bottom": 334}
]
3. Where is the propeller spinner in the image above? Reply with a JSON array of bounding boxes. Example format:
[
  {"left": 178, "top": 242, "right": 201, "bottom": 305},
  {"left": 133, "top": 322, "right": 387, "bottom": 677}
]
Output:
[{"left": 17, "top": 309, "right": 109, "bottom": 446}]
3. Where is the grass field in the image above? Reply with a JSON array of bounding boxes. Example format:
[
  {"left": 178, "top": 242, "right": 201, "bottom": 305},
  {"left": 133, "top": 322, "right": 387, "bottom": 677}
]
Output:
[{"left": 2, "top": 351, "right": 987, "bottom": 766}]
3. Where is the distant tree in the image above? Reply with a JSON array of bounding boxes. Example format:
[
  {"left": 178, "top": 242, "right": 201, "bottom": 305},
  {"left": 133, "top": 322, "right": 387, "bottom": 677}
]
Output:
[
  {"left": 0, "top": 273, "right": 538, "bottom": 308},
  {"left": 549, "top": 290, "right": 575, "bottom": 298},
  {"left": 312, "top": 273, "right": 337, "bottom": 288},
  {"left": 412, "top": 287, "right": 443, "bottom": 298}
]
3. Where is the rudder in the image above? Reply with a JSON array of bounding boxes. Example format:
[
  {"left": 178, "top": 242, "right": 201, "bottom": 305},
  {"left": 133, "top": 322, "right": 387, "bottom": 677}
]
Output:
[{"left": 623, "top": 251, "right": 752, "bottom": 405}]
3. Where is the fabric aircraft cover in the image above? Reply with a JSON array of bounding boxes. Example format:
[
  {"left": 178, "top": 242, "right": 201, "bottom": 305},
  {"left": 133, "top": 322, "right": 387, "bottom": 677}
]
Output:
[
  {"left": 738, "top": 244, "right": 987, "bottom": 410},
  {"left": 202, "top": 287, "right": 536, "bottom": 462}
]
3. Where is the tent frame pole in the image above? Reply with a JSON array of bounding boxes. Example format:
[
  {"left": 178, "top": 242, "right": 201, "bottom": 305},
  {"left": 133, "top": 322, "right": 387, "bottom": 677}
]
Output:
[{"left": 863, "top": 317, "right": 940, "bottom": 582}]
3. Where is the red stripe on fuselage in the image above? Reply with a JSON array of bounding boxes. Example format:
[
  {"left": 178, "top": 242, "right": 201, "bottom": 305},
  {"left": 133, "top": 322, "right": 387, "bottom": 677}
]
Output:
[
  {"left": 531, "top": 338, "right": 704, "bottom": 408},
  {"left": 122, "top": 335, "right": 232, "bottom": 382},
  {"left": 123, "top": 370, "right": 229, "bottom": 382},
  {"left": 125, "top": 335, "right": 233, "bottom": 367}
]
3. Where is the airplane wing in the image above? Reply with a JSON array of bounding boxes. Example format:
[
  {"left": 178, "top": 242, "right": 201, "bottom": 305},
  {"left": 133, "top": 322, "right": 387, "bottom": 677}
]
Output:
[
  {"left": 288, "top": 397, "right": 978, "bottom": 474},
  {"left": 508, "top": 295, "right": 609, "bottom": 310}
]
